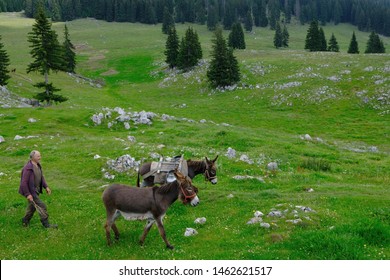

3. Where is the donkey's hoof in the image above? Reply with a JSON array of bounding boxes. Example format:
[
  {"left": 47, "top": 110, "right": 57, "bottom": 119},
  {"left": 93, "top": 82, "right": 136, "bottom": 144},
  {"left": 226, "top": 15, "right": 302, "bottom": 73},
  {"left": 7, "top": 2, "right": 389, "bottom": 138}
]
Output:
[{"left": 167, "top": 244, "right": 174, "bottom": 250}]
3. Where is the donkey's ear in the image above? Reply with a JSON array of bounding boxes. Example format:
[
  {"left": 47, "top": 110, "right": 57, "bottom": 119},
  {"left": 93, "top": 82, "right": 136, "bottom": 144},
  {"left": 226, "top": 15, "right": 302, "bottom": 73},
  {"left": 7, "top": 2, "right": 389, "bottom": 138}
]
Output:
[
  {"left": 174, "top": 169, "right": 185, "bottom": 181},
  {"left": 213, "top": 155, "right": 219, "bottom": 162},
  {"left": 205, "top": 156, "right": 210, "bottom": 163}
]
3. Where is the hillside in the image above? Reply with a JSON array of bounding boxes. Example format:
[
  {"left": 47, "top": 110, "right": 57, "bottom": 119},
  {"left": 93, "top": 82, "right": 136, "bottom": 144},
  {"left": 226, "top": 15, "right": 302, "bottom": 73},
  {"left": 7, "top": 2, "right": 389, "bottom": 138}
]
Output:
[{"left": 0, "top": 12, "right": 389, "bottom": 260}]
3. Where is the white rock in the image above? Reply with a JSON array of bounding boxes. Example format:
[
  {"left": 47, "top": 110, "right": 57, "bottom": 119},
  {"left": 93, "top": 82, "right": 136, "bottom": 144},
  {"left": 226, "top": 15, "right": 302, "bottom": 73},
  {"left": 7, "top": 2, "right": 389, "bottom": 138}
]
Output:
[
  {"left": 28, "top": 118, "right": 37, "bottom": 123},
  {"left": 194, "top": 217, "right": 206, "bottom": 224},
  {"left": 184, "top": 228, "right": 198, "bottom": 236},
  {"left": 94, "top": 154, "right": 101, "bottom": 159},
  {"left": 268, "top": 210, "right": 283, "bottom": 217},
  {"left": 304, "top": 134, "right": 312, "bottom": 141},
  {"left": 227, "top": 194, "right": 234, "bottom": 199},
  {"left": 124, "top": 122, "right": 130, "bottom": 130},
  {"left": 247, "top": 217, "right": 263, "bottom": 224},
  {"left": 226, "top": 147, "right": 236, "bottom": 159},
  {"left": 0, "top": 136, "right": 5, "bottom": 143},
  {"left": 286, "top": 219, "right": 302, "bottom": 224},
  {"left": 267, "top": 162, "right": 278, "bottom": 171},
  {"left": 127, "top": 136, "right": 136, "bottom": 142},
  {"left": 14, "top": 135, "right": 24, "bottom": 140},
  {"left": 254, "top": 211, "right": 264, "bottom": 217},
  {"left": 260, "top": 222, "right": 271, "bottom": 228},
  {"left": 103, "top": 172, "right": 115, "bottom": 180}
]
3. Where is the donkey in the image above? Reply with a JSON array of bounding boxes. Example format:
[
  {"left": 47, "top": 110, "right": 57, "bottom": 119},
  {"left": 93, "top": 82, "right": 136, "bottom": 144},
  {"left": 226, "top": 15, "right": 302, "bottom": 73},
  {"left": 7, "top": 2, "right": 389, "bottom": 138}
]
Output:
[
  {"left": 137, "top": 155, "right": 218, "bottom": 187},
  {"left": 102, "top": 170, "right": 199, "bottom": 249}
]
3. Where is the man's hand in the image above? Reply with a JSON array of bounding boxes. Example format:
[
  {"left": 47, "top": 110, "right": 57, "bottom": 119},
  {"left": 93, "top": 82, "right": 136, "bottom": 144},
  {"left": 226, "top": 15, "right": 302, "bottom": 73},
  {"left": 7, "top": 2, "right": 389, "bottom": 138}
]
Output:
[
  {"left": 27, "top": 195, "right": 33, "bottom": 202},
  {"left": 46, "top": 187, "right": 52, "bottom": 195}
]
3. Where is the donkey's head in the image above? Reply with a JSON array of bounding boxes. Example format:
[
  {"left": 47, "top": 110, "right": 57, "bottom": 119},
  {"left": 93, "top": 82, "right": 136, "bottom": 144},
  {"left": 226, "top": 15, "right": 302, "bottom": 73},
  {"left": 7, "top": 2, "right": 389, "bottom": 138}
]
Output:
[
  {"left": 174, "top": 170, "right": 199, "bottom": 206},
  {"left": 205, "top": 155, "right": 218, "bottom": 184}
]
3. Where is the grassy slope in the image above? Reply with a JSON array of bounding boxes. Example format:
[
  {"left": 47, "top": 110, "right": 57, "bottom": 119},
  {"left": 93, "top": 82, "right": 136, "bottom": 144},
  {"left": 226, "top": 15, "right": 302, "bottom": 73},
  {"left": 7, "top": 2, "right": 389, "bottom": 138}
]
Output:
[{"left": 0, "top": 12, "right": 389, "bottom": 260}]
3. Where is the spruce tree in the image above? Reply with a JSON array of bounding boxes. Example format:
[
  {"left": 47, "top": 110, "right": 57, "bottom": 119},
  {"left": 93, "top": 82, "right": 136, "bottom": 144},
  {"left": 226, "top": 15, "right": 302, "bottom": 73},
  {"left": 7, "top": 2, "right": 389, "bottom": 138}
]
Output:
[
  {"left": 273, "top": 22, "right": 283, "bottom": 48},
  {"left": 282, "top": 24, "right": 289, "bottom": 47},
  {"left": 207, "top": 28, "right": 240, "bottom": 88},
  {"left": 348, "top": 32, "right": 359, "bottom": 54},
  {"left": 305, "top": 20, "right": 320, "bottom": 51},
  {"left": 207, "top": 5, "right": 218, "bottom": 31},
  {"left": 365, "top": 31, "right": 385, "bottom": 54},
  {"left": 0, "top": 35, "right": 11, "bottom": 86},
  {"left": 228, "top": 22, "right": 246, "bottom": 49},
  {"left": 177, "top": 27, "right": 202, "bottom": 71},
  {"left": 319, "top": 27, "right": 327, "bottom": 51},
  {"left": 62, "top": 24, "right": 76, "bottom": 73},
  {"left": 244, "top": 10, "right": 253, "bottom": 32},
  {"left": 162, "top": 7, "right": 174, "bottom": 34},
  {"left": 27, "top": 5, "right": 67, "bottom": 104},
  {"left": 164, "top": 25, "right": 179, "bottom": 68},
  {"left": 328, "top": 33, "right": 339, "bottom": 52}
]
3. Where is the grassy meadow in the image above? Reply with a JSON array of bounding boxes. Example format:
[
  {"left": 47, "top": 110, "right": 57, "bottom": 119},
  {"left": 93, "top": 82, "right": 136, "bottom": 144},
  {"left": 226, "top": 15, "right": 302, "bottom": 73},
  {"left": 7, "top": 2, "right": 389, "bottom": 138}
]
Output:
[{"left": 0, "top": 12, "right": 389, "bottom": 260}]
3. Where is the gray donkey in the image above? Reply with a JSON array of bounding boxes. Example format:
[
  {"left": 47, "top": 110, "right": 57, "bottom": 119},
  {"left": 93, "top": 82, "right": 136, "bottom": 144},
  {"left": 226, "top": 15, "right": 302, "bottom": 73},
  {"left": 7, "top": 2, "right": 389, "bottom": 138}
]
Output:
[{"left": 102, "top": 170, "right": 199, "bottom": 249}]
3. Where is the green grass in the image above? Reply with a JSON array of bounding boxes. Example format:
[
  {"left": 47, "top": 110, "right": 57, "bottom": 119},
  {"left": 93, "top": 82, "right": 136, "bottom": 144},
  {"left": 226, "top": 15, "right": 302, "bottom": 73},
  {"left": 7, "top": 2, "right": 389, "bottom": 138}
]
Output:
[{"left": 0, "top": 12, "right": 389, "bottom": 260}]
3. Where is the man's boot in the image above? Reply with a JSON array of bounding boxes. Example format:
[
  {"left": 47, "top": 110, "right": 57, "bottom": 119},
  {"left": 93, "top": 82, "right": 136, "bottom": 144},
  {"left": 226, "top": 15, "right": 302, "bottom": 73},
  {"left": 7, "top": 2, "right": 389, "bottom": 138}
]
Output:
[
  {"left": 41, "top": 218, "right": 58, "bottom": 229},
  {"left": 22, "top": 218, "right": 30, "bottom": 227}
]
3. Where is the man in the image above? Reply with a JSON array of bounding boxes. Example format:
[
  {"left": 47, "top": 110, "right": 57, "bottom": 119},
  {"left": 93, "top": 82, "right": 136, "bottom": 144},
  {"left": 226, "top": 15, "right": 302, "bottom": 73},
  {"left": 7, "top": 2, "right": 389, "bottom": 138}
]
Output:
[{"left": 19, "top": 150, "right": 57, "bottom": 228}]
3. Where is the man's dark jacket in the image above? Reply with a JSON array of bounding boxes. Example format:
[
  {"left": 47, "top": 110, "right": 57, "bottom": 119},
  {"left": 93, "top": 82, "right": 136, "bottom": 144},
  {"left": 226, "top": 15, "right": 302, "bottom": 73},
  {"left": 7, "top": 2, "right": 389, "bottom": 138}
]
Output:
[{"left": 19, "top": 161, "right": 48, "bottom": 198}]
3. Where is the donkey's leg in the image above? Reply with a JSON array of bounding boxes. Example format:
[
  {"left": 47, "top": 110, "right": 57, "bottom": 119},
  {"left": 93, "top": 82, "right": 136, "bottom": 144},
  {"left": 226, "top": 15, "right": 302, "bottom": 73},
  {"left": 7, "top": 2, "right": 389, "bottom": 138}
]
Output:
[
  {"left": 139, "top": 218, "right": 155, "bottom": 246},
  {"left": 111, "top": 210, "right": 121, "bottom": 240},
  {"left": 155, "top": 216, "right": 173, "bottom": 249},
  {"left": 104, "top": 209, "right": 120, "bottom": 246}
]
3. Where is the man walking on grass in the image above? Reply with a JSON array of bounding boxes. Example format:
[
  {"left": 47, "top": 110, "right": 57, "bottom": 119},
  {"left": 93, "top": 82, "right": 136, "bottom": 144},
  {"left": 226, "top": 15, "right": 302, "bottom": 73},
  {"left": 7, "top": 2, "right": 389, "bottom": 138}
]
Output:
[{"left": 19, "top": 150, "right": 58, "bottom": 228}]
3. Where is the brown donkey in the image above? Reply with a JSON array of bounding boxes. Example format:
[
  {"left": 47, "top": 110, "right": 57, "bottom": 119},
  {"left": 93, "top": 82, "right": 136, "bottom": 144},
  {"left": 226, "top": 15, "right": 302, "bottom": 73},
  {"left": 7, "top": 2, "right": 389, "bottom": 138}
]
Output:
[
  {"left": 137, "top": 156, "right": 219, "bottom": 187},
  {"left": 102, "top": 170, "right": 199, "bottom": 249}
]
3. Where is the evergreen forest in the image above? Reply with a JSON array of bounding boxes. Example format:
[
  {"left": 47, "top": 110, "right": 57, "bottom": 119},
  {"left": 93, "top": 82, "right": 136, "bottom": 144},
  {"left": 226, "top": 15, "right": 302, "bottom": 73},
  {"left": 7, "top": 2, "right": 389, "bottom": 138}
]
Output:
[{"left": 1, "top": 0, "right": 390, "bottom": 36}]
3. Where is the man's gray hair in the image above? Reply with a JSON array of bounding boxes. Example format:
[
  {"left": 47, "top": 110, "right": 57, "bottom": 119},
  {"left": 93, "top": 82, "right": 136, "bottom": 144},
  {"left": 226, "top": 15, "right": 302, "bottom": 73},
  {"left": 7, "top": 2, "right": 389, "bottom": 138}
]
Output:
[{"left": 29, "top": 150, "right": 39, "bottom": 159}]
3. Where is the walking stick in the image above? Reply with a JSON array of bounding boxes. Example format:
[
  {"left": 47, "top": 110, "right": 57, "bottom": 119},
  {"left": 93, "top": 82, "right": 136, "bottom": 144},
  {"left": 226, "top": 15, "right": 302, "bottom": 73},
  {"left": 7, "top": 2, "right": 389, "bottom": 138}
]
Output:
[{"left": 31, "top": 200, "right": 48, "bottom": 219}]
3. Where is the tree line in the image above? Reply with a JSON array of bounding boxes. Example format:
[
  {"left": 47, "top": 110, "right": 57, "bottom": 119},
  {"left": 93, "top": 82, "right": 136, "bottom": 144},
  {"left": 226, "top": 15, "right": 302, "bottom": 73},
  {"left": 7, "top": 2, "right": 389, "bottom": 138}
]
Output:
[{"left": 1, "top": 0, "right": 389, "bottom": 36}]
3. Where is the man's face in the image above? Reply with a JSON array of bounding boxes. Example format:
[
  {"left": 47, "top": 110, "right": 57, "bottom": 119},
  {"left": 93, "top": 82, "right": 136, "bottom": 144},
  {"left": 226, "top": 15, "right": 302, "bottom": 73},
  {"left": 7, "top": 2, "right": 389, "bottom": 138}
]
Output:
[{"left": 32, "top": 152, "right": 41, "bottom": 164}]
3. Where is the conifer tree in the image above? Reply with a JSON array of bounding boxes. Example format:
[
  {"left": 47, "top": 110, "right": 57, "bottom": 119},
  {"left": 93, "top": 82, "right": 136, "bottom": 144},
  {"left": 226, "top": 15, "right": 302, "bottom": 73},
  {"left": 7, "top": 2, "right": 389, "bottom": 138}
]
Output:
[
  {"left": 319, "top": 27, "right": 327, "bottom": 51},
  {"left": 162, "top": 7, "right": 174, "bottom": 34},
  {"left": 177, "top": 27, "right": 202, "bottom": 71},
  {"left": 305, "top": 20, "right": 320, "bottom": 51},
  {"left": 348, "top": 31, "right": 359, "bottom": 54},
  {"left": 328, "top": 33, "right": 339, "bottom": 52},
  {"left": 282, "top": 24, "right": 289, "bottom": 47},
  {"left": 0, "top": 35, "right": 11, "bottom": 86},
  {"left": 244, "top": 10, "right": 253, "bottom": 32},
  {"left": 62, "top": 24, "right": 76, "bottom": 73},
  {"left": 259, "top": 0, "right": 268, "bottom": 27},
  {"left": 207, "top": 27, "right": 240, "bottom": 88},
  {"left": 27, "top": 4, "right": 67, "bottom": 104},
  {"left": 207, "top": 5, "right": 218, "bottom": 31},
  {"left": 273, "top": 22, "right": 283, "bottom": 48},
  {"left": 164, "top": 25, "right": 179, "bottom": 68},
  {"left": 228, "top": 22, "right": 246, "bottom": 49},
  {"left": 365, "top": 31, "right": 385, "bottom": 54}
]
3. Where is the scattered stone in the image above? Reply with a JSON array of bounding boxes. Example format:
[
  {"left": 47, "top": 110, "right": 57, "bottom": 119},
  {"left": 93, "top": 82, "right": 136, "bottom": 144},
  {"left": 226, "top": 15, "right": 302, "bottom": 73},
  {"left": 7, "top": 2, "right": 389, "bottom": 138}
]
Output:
[
  {"left": 127, "top": 136, "right": 136, "bottom": 142},
  {"left": 103, "top": 172, "right": 115, "bottom": 180},
  {"left": 227, "top": 194, "right": 234, "bottom": 199},
  {"left": 304, "top": 134, "right": 312, "bottom": 141},
  {"left": 267, "top": 162, "right": 278, "bottom": 171},
  {"left": 124, "top": 122, "right": 130, "bottom": 130},
  {"left": 240, "top": 154, "right": 254, "bottom": 164},
  {"left": 305, "top": 188, "right": 314, "bottom": 192},
  {"left": 194, "top": 217, "right": 206, "bottom": 224},
  {"left": 267, "top": 210, "right": 283, "bottom": 217},
  {"left": 156, "top": 144, "right": 165, "bottom": 149},
  {"left": 94, "top": 154, "right": 101, "bottom": 159},
  {"left": 296, "top": 206, "right": 315, "bottom": 212},
  {"left": 247, "top": 217, "right": 262, "bottom": 224},
  {"left": 184, "top": 228, "right": 198, "bottom": 237},
  {"left": 28, "top": 118, "right": 37, "bottom": 123},
  {"left": 14, "top": 135, "right": 24, "bottom": 140},
  {"left": 0, "top": 136, "right": 5, "bottom": 143},
  {"left": 286, "top": 219, "right": 302, "bottom": 224},
  {"left": 226, "top": 147, "right": 236, "bottom": 159},
  {"left": 106, "top": 154, "right": 139, "bottom": 173},
  {"left": 254, "top": 211, "right": 264, "bottom": 217},
  {"left": 260, "top": 222, "right": 271, "bottom": 229}
]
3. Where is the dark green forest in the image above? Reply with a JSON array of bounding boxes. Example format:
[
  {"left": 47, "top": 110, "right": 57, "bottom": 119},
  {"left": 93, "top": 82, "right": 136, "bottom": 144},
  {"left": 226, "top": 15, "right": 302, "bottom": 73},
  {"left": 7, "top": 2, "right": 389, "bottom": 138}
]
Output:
[{"left": 1, "top": 0, "right": 390, "bottom": 36}]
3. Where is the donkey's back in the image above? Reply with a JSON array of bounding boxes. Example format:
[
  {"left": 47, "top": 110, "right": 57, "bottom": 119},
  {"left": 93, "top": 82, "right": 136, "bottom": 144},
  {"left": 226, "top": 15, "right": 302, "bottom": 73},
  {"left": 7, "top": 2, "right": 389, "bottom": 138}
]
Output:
[{"left": 103, "top": 184, "right": 156, "bottom": 214}]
